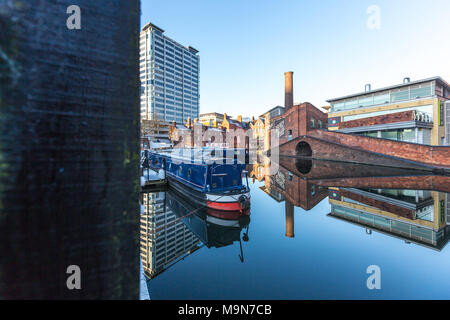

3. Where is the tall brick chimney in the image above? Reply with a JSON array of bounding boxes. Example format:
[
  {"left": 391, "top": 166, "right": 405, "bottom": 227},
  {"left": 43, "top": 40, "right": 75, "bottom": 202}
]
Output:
[{"left": 284, "top": 71, "right": 294, "bottom": 110}]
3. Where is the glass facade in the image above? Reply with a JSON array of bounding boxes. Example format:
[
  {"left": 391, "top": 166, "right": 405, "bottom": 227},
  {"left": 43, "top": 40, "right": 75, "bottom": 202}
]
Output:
[
  {"left": 357, "top": 128, "right": 430, "bottom": 144},
  {"left": 140, "top": 25, "right": 200, "bottom": 123},
  {"left": 343, "top": 105, "right": 433, "bottom": 122},
  {"left": 330, "top": 82, "right": 435, "bottom": 113}
]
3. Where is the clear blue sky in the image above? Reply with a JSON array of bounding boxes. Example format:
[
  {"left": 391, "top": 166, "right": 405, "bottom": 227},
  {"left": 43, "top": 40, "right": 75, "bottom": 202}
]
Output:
[{"left": 141, "top": 0, "right": 450, "bottom": 118}]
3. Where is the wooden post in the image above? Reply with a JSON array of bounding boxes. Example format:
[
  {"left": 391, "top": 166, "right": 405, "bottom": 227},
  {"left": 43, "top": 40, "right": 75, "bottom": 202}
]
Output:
[{"left": 0, "top": 0, "right": 140, "bottom": 299}]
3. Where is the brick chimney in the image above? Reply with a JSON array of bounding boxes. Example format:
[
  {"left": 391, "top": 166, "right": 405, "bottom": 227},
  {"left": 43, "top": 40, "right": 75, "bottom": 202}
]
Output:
[{"left": 284, "top": 71, "right": 294, "bottom": 110}]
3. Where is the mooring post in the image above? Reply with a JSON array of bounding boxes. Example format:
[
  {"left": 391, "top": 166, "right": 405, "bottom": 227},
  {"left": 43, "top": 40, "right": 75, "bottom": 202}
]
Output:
[{"left": 0, "top": 0, "right": 140, "bottom": 299}]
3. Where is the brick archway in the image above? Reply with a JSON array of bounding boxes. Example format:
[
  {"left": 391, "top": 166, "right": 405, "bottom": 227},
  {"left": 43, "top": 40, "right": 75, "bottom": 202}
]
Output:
[{"left": 295, "top": 141, "right": 312, "bottom": 157}]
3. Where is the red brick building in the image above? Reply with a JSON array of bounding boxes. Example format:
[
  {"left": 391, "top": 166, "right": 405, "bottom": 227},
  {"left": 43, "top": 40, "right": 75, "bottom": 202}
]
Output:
[{"left": 270, "top": 102, "right": 328, "bottom": 147}]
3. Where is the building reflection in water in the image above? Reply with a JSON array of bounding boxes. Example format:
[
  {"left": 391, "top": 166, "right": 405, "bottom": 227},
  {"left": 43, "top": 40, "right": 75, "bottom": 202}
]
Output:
[
  {"left": 140, "top": 188, "right": 251, "bottom": 280},
  {"left": 328, "top": 188, "right": 450, "bottom": 250},
  {"left": 140, "top": 191, "right": 201, "bottom": 280},
  {"left": 252, "top": 156, "right": 450, "bottom": 250}
]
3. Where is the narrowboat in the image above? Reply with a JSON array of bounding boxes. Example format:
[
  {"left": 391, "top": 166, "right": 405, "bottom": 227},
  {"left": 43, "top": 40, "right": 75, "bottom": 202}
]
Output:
[
  {"left": 147, "top": 148, "right": 251, "bottom": 212},
  {"left": 167, "top": 187, "right": 250, "bottom": 250}
]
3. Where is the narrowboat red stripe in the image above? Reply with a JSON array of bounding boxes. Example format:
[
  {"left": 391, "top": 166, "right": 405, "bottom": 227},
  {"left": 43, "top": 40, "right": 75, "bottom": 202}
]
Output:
[
  {"left": 206, "top": 201, "right": 242, "bottom": 211},
  {"left": 206, "top": 208, "right": 251, "bottom": 220}
]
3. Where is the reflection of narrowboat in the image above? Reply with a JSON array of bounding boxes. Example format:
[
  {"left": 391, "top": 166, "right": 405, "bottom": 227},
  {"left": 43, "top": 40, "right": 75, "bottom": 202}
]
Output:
[
  {"left": 148, "top": 148, "right": 251, "bottom": 212},
  {"left": 166, "top": 187, "right": 250, "bottom": 249}
]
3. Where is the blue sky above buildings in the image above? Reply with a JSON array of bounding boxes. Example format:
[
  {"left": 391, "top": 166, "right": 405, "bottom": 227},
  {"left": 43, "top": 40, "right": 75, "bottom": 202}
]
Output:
[{"left": 141, "top": 0, "right": 450, "bottom": 118}]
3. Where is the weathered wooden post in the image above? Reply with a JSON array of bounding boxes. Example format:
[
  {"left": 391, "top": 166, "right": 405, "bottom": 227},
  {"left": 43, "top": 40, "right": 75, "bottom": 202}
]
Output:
[{"left": 0, "top": 0, "right": 140, "bottom": 299}]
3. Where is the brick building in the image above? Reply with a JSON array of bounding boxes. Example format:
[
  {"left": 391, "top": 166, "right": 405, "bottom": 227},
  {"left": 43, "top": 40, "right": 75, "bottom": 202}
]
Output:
[
  {"left": 268, "top": 72, "right": 450, "bottom": 172},
  {"left": 270, "top": 102, "right": 328, "bottom": 147},
  {"left": 199, "top": 112, "right": 230, "bottom": 128},
  {"left": 327, "top": 77, "right": 450, "bottom": 146},
  {"left": 169, "top": 115, "right": 250, "bottom": 149}
]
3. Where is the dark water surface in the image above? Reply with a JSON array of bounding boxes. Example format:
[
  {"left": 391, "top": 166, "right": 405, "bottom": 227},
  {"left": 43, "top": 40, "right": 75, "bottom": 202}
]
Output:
[{"left": 141, "top": 158, "right": 450, "bottom": 299}]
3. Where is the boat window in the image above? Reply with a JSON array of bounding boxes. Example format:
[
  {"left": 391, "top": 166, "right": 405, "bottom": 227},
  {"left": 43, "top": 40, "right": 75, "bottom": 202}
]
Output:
[{"left": 188, "top": 169, "right": 192, "bottom": 177}]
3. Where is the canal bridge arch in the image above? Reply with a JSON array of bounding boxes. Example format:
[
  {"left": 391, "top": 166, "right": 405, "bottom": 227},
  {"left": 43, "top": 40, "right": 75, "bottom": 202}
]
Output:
[
  {"left": 276, "top": 131, "right": 448, "bottom": 172},
  {"left": 295, "top": 141, "right": 312, "bottom": 157}
]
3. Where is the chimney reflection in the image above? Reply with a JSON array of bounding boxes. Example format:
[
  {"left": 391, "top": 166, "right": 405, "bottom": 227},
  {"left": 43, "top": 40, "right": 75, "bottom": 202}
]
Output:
[{"left": 285, "top": 201, "right": 295, "bottom": 238}]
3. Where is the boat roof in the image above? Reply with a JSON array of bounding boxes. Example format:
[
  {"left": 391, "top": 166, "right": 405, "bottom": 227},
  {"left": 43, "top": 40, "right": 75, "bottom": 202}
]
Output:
[{"left": 154, "top": 147, "right": 246, "bottom": 165}]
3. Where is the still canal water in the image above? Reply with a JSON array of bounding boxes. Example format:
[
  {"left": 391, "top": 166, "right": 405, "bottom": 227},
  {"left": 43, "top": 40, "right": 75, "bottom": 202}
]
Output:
[{"left": 140, "top": 157, "right": 450, "bottom": 299}]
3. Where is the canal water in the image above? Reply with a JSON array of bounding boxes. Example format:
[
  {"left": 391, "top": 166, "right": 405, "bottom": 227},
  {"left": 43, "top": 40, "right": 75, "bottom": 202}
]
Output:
[{"left": 140, "top": 157, "right": 450, "bottom": 299}]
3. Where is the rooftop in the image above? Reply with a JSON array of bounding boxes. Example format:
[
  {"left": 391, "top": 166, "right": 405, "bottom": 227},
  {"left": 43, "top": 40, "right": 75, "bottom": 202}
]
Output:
[
  {"left": 260, "top": 105, "right": 284, "bottom": 118},
  {"left": 187, "top": 46, "right": 199, "bottom": 54},
  {"left": 141, "top": 22, "right": 199, "bottom": 55},
  {"left": 142, "top": 22, "right": 164, "bottom": 33},
  {"left": 200, "top": 112, "right": 226, "bottom": 117},
  {"left": 327, "top": 76, "right": 449, "bottom": 103}
]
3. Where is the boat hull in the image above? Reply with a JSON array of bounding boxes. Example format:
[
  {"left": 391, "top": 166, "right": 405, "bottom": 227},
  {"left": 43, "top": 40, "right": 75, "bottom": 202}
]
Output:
[{"left": 168, "top": 176, "right": 250, "bottom": 212}]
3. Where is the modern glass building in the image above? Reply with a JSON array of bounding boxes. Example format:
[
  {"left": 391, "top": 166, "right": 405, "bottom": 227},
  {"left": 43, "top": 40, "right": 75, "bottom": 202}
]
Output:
[
  {"left": 140, "top": 22, "right": 200, "bottom": 123},
  {"left": 327, "top": 77, "right": 450, "bottom": 145}
]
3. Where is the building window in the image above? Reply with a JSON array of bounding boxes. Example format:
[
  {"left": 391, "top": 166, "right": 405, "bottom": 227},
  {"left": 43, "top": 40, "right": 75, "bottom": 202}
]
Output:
[
  {"left": 381, "top": 129, "right": 399, "bottom": 141},
  {"left": 288, "top": 130, "right": 293, "bottom": 141},
  {"left": 398, "top": 129, "right": 416, "bottom": 143},
  {"left": 311, "top": 118, "right": 315, "bottom": 129},
  {"left": 318, "top": 120, "right": 322, "bottom": 128}
]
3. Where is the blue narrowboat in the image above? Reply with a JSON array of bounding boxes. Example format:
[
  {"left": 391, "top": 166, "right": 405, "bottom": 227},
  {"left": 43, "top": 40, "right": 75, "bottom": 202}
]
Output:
[{"left": 147, "top": 148, "right": 251, "bottom": 212}]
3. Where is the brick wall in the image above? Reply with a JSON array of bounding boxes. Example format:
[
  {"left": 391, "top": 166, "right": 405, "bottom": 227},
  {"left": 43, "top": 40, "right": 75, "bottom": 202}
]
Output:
[
  {"left": 339, "top": 110, "right": 415, "bottom": 129},
  {"left": 278, "top": 134, "right": 436, "bottom": 171},
  {"left": 308, "top": 130, "right": 450, "bottom": 168}
]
